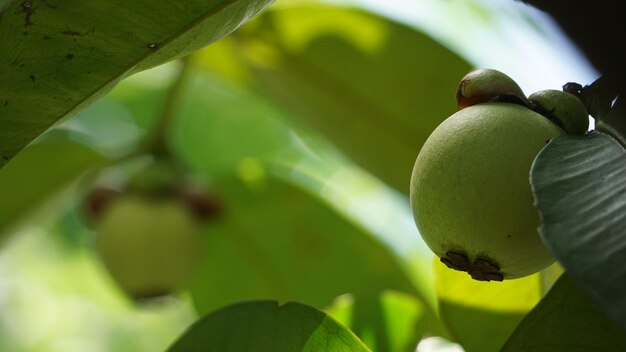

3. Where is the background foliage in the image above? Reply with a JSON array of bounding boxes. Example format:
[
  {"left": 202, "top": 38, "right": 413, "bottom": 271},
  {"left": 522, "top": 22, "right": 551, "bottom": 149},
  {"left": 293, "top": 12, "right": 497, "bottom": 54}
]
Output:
[{"left": 0, "top": 0, "right": 624, "bottom": 351}]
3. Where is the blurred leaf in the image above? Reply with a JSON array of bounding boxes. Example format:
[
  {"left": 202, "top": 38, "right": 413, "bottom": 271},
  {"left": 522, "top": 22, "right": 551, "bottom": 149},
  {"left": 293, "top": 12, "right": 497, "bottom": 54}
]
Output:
[
  {"left": 0, "top": 0, "right": 274, "bottom": 169},
  {"left": 0, "top": 131, "right": 106, "bottom": 239},
  {"left": 325, "top": 290, "right": 449, "bottom": 352},
  {"left": 189, "top": 175, "right": 416, "bottom": 315},
  {"left": 168, "top": 300, "right": 370, "bottom": 352},
  {"left": 530, "top": 132, "right": 626, "bottom": 329},
  {"left": 202, "top": 4, "right": 471, "bottom": 193},
  {"left": 539, "top": 262, "right": 564, "bottom": 295},
  {"left": 0, "top": 0, "right": 11, "bottom": 12},
  {"left": 435, "top": 260, "right": 542, "bottom": 352},
  {"left": 501, "top": 274, "right": 626, "bottom": 351},
  {"left": 172, "top": 70, "right": 293, "bottom": 177},
  {"left": 62, "top": 98, "right": 143, "bottom": 157},
  {"left": 101, "top": 61, "right": 438, "bottom": 321}
]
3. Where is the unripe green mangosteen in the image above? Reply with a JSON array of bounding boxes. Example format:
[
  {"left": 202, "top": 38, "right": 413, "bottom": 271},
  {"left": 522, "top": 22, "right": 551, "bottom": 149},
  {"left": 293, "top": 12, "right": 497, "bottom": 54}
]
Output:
[
  {"left": 410, "top": 103, "right": 562, "bottom": 281},
  {"left": 456, "top": 68, "right": 528, "bottom": 109},
  {"left": 84, "top": 156, "right": 221, "bottom": 300},
  {"left": 95, "top": 195, "right": 206, "bottom": 299},
  {"left": 528, "top": 89, "right": 589, "bottom": 135}
]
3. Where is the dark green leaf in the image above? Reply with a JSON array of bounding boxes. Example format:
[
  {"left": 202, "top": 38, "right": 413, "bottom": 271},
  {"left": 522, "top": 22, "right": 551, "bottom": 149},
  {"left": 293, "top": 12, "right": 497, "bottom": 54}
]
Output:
[
  {"left": 0, "top": 131, "right": 106, "bottom": 239},
  {"left": 501, "top": 274, "right": 626, "bottom": 351},
  {"left": 597, "top": 96, "right": 626, "bottom": 148},
  {"left": 0, "top": 0, "right": 11, "bottom": 12},
  {"left": 325, "top": 291, "right": 449, "bottom": 352},
  {"left": 168, "top": 300, "right": 370, "bottom": 352},
  {"left": 531, "top": 132, "right": 626, "bottom": 329},
  {"left": 189, "top": 176, "right": 416, "bottom": 315},
  {"left": 576, "top": 75, "right": 620, "bottom": 120},
  {"left": 0, "top": 0, "right": 274, "bottom": 169},
  {"left": 435, "top": 260, "right": 542, "bottom": 352},
  {"left": 567, "top": 75, "right": 626, "bottom": 147},
  {"left": 204, "top": 5, "right": 471, "bottom": 193}
]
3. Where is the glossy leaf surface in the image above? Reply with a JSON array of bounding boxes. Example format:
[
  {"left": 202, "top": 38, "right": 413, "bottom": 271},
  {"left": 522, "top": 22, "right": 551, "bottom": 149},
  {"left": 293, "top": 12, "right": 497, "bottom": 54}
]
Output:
[
  {"left": 168, "top": 300, "right": 370, "bottom": 352},
  {"left": 531, "top": 132, "right": 626, "bottom": 328},
  {"left": 0, "top": 0, "right": 273, "bottom": 169}
]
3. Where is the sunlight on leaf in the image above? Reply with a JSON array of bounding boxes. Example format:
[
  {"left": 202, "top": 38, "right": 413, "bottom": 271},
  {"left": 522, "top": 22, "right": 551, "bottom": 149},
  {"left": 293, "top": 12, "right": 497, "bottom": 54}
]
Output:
[
  {"left": 325, "top": 290, "right": 449, "bottom": 352},
  {"left": 199, "top": 4, "right": 471, "bottom": 193},
  {"left": 435, "top": 260, "right": 542, "bottom": 352}
]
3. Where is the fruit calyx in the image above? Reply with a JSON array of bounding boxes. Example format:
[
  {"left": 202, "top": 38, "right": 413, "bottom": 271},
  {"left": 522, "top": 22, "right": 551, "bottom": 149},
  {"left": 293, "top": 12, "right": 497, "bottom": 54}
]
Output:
[
  {"left": 456, "top": 68, "right": 529, "bottom": 109},
  {"left": 528, "top": 89, "right": 589, "bottom": 135},
  {"left": 440, "top": 251, "right": 504, "bottom": 282},
  {"left": 85, "top": 156, "right": 223, "bottom": 226}
]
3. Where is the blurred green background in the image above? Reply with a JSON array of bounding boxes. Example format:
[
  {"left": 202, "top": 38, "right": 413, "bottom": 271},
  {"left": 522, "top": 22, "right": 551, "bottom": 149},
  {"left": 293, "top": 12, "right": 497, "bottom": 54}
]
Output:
[{"left": 0, "top": 0, "right": 597, "bottom": 351}]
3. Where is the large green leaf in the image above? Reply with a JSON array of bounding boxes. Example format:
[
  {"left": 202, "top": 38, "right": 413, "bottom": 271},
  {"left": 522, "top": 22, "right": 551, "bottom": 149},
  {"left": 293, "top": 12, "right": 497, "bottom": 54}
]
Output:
[
  {"left": 435, "top": 260, "right": 543, "bottom": 352},
  {"left": 171, "top": 69, "right": 293, "bottom": 177},
  {"left": 502, "top": 274, "right": 626, "bottom": 351},
  {"left": 531, "top": 132, "right": 626, "bottom": 328},
  {"left": 201, "top": 4, "right": 471, "bottom": 193},
  {"left": 189, "top": 175, "right": 416, "bottom": 315},
  {"left": 0, "top": 131, "right": 106, "bottom": 239},
  {"left": 168, "top": 300, "right": 370, "bottom": 352},
  {"left": 0, "top": 0, "right": 274, "bottom": 170},
  {"left": 325, "top": 290, "right": 449, "bottom": 352}
]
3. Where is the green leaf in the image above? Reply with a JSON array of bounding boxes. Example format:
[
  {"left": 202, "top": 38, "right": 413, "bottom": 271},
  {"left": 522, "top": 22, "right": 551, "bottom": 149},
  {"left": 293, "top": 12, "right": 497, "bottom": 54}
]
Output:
[
  {"left": 189, "top": 176, "right": 416, "bottom": 315},
  {"left": 435, "top": 260, "right": 542, "bottom": 352},
  {"left": 597, "top": 96, "right": 626, "bottom": 148},
  {"left": 203, "top": 4, "right": 471, "bottom": 193},
  {"left": 0, "top": 131, "right": 106, "bottom": 239},
  {"left": 168, "top": 300, "right": 371, "bottom": 352},
  {"left": 0, "top": 0, "right": 11, "bottom": 13},
  {"left": 539, "top": 262, "right": 564, "bottom": 295},
  {"left": 325, "top": 290, "right": 449, "bottom": 352},
  {"left": 584, "top": 77, "right": 619, "bottom": 120},
  {"left": 0, "top": 0, "right": 274, "bottom": 170},
  {"left": 501, "top": 275, "right": 626, "bottom": 351},
  {"left": 531, "top": 132, "right": 626, "bottom": 329},
  {"left": 569, "top": 75, "right": 626, "bottom": 147},
  {"left": 172, "top": 70, "right": 293, "bottom": 177}
]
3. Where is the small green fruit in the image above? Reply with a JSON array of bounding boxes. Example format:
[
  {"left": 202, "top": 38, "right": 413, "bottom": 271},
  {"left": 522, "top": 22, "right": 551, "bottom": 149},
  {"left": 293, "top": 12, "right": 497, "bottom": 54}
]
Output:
[
  {"left": 456, "top": 68, "right": 528, "bottom": 109},
  {"left": 95, "top": 195, "right": 206, "bottom": 299},
  {"left": 410, "top": 103, "right": 562, "bottom": 280},
  {"left": 529, "top": 89, "right": 589, "bottom": 135}
]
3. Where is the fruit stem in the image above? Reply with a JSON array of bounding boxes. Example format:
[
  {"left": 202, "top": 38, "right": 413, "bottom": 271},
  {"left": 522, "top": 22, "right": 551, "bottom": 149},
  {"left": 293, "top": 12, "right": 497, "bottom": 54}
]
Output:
[
  {"left": 142, "top": 55, "right": 194, "bottom": 157},
  {"left": 563, "top": 76, "right": 626, "bottom": 148}
]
